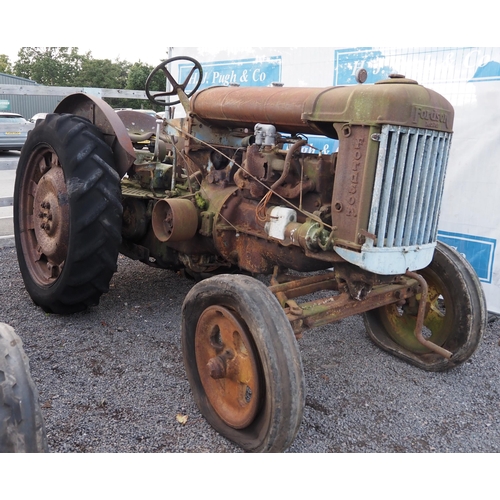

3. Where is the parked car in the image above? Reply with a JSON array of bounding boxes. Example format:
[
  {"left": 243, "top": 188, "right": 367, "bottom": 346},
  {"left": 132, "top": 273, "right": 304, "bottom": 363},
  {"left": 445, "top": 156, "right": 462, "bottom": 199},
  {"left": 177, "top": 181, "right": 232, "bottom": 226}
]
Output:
[
  {"left": 0, "top": 112, "right": 34, "bottom": 152},
  {"left": 30, "top": 112, "right": 48, "bottom": 123}
]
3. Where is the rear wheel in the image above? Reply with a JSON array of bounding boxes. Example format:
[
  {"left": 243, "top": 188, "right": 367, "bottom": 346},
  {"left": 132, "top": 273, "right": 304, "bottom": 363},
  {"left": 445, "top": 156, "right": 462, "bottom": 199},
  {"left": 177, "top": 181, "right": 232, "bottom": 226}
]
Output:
[
  {"left": 364, "top": 241, "right": 487, "bottom": 371},
  {"left": 0, "top": 323, "right": 47, "bottom": 452},
  {"left": 182, "top": 274, "right": 305, "bottom": 452},
  {"left": 14, "top": 114, "right": 122, "bottom": 314}
]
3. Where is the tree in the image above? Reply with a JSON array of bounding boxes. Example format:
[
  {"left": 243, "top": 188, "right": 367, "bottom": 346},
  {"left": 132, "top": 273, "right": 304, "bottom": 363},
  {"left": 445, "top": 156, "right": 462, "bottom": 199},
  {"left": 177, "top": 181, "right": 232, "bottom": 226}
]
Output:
[
  {"left": 9, "top": 47, "right": 167, "bottom": 110},
  {"left": 13, "top": 47, "right": 84, "bottom": 85},
  {"left": 73, "top": 57, "right": 130, "bottom": 89},
  {"left": 0, "top": 54, "right": 12, "bottom": 74},
  {"left": 124, "top": 62, "right": 166, "bottom": 110}
]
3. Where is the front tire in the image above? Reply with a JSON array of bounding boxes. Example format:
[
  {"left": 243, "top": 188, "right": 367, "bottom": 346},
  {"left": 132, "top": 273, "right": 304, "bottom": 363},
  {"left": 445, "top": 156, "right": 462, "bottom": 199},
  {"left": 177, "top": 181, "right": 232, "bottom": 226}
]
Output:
[
  {"left": 364, "top": 241, "right": 487, "bottom": 371},
  {"left": 182, "top": 275, "right": 305, "bottom": 452},
  {"left": 14, "top": 114, "right": 122, "bottom": 314}
]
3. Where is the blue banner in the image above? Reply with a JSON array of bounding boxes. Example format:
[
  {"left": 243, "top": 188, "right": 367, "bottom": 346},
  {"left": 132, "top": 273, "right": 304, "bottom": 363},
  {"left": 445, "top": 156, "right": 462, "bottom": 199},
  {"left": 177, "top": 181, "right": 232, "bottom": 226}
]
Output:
[
  {"left": 334, "top": 47, "right": 394, "bottom": 85},
  {"left": 179, "top": 57, "right": 282, "bottom": 91},
  {"left": 334, "top": 47, "right": 500, "bottom": 86},
  {"left": 437, "top": 230, "right": 496, "bottom": 283}
]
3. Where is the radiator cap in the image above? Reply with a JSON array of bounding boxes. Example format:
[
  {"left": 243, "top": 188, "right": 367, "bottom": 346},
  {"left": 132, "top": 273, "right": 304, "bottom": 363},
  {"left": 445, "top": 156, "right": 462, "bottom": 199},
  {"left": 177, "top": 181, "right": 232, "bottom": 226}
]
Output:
[{"left": 376, "top": 74, "right": 418, "bottom": 85}]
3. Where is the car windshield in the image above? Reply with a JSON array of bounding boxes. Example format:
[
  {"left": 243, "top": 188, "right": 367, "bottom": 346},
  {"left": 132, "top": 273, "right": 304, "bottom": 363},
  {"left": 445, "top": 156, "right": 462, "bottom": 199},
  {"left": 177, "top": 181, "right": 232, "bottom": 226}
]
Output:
[{"left": 0, "top": 116, "right": 26, "bottom": 124}]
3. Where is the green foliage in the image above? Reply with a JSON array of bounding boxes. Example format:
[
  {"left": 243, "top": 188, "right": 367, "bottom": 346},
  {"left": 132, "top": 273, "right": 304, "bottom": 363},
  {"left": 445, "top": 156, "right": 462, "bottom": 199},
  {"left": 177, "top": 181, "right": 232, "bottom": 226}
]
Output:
[
  {"left": 73, "top": 57, "right": 131, "bottom": 89},
  {"left": 14, "top": 47, "right": 83, "bottom": 86},
  {"left": 10, "top": 47, "right": 168, "bottom": 110},
  {"left": 123, "top": 62, "right": 166, "bottom": 111},
  {"left": 0, "top": 54, "right": 12, "bottom": 74}
]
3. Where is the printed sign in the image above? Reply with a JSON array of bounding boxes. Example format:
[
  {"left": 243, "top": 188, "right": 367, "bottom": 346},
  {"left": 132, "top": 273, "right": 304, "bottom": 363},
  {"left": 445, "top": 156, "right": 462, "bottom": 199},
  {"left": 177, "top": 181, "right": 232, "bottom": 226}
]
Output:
[
  {"left": 334, "top": 47, "right": 500, "bottom": 89},
  {"left": 283, "top": 135, "right": 338, "bottom": 155},
  {"left": 437, "top": 231, "right": 496, "bottom": 284},
  {"left": 179, "top": 57, "right": 282, "bottom": 91},
  {"left": 334, "top": 47, "right": 394, "bottom": 85},
  {"left": 0, "top": 100, "right": 10, "bottom": 111}
]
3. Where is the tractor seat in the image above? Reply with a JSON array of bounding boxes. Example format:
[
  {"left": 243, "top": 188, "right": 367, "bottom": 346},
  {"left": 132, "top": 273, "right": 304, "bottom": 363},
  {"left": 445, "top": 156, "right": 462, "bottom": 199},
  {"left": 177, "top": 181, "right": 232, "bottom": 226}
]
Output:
[{"left": 116, "top": 109, "right": 160, "bottom": 142}]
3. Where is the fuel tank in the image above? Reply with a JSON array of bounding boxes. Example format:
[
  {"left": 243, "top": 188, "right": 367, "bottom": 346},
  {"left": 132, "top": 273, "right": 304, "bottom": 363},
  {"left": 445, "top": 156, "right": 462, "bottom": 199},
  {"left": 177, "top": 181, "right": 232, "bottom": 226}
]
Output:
[{"left": 189, "top": 76, "right": 454, "bottom": 137}]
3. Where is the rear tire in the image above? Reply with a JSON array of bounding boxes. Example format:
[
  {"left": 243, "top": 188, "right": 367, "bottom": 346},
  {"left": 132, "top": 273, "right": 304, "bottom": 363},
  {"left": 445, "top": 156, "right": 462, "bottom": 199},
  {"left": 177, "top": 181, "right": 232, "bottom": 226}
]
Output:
[
  {"left": 0, "top": 323, "right": 47, "bottom": 452},
  {"left": 14, "top": 114, "right": 122, "bottom": 314}
]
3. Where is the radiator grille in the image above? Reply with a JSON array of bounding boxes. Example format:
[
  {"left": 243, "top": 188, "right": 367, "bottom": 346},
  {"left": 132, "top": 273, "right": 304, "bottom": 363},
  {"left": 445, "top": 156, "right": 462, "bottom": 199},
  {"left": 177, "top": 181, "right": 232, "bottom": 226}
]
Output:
[{"left": 368, "top": 125, "right": 452, "bottom": 249}]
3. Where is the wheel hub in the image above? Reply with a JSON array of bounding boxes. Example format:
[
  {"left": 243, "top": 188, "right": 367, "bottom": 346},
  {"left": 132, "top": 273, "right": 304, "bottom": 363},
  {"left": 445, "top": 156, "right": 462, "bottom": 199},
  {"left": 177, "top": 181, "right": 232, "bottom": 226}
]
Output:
[
  {"left": 32, "top": 165, "right": 69, "bottom": 264},
  {"left": 381, "top": 276, "right": 450, "bottom": 354},
  {"left": 195, "top": 305, "right": 261, "bottom": 429}
]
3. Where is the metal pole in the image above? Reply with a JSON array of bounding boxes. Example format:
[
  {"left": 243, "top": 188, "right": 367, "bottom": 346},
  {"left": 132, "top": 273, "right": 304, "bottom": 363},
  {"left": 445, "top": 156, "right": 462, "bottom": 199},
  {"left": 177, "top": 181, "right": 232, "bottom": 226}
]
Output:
[{"left": 166, "top": 47, "right": 173, "bottom": 118}]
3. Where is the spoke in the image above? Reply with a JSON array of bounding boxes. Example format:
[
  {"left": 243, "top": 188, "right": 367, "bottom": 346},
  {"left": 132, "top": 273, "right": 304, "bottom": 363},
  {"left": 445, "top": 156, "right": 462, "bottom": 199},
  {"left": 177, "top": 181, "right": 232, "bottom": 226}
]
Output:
[
  {"left": 38, "top": 156, "right": 49, "bottom": 174},
  {"left": 151, "top": 91, "right": 173, "bottom": 99},
  {"left": 429, "top": 302, "right": 446, "bottom": 318},
  {"left": 181, "top": 66, "right": 198, "bottom": 89},
  {"left": 26, "top": 215, "right": 34, "bottom": 231},
  {"left": 427, "top": 284, "right": 441, "bottom": 304},
  {"left": 50, "top": 152, "right": 59, "bottom": 168},
  {"left": 28, "top": 179, "right": 38, "bottom": 198},
  {"left": 161, "top": 68, "right": 179, "bottom": 89}
]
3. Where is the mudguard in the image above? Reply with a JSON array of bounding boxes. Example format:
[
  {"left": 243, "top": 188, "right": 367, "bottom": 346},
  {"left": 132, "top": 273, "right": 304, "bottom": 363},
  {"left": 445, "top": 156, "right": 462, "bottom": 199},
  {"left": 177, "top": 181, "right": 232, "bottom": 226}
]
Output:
[{"left": 55, "top": 93, "right": 135, "bottom": 177}]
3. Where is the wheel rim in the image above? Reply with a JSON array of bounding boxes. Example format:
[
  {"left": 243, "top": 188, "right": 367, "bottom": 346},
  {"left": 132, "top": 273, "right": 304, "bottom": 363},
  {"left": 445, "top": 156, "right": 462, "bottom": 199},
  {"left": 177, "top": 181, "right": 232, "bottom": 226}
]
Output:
[
  {"left": 18, "top": 145, "right": 69, "bottom": 286},
  {"left": 194, "top": 305, "right": 262, "bottom": 429},
  {"left": 379, "top": 268, "right": 453, "bottom": 353}
]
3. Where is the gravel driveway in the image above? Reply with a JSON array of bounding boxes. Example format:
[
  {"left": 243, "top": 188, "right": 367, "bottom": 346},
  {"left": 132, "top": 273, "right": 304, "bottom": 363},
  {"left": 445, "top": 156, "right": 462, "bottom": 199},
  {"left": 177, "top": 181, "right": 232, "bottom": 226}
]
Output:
[{"left": 1, "top": 245, "right": 499, "bottom": 453}]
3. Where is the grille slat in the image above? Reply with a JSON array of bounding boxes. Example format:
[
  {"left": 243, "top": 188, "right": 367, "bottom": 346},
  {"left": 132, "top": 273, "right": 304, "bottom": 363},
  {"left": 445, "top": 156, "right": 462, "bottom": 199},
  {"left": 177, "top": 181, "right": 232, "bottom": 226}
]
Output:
[
  {"left": 426, "top": 134, "right": 451, "bottom": 241},
  {"left": 394, "top": 131, "right": 419, "bottom": 247},
  {"left": 384, "top": 131, "right": 409, "bottom": 247},
  {"left": 369, "top": 125, "right": 452, "bottom": 250},
  {"left": 375, "top": 130, "right": 400, "bottom": 248}
]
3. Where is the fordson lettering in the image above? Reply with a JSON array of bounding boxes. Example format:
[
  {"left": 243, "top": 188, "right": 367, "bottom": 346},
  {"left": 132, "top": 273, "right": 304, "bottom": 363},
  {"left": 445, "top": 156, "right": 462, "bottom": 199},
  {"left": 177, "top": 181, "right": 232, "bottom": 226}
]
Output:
[
  {"left": 412, "top": 106, "right": 449, "bottom": 128},
  {"left": 346, "top": 137, "right": 364, "bottom": 217}
]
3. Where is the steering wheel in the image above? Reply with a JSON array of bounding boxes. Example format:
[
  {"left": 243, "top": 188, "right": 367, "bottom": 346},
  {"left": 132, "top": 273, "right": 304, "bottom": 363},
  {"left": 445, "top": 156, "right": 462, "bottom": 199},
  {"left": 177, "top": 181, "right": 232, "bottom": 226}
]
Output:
[{"left": 145, "top": 56, "right": 203, "bottom": 107}]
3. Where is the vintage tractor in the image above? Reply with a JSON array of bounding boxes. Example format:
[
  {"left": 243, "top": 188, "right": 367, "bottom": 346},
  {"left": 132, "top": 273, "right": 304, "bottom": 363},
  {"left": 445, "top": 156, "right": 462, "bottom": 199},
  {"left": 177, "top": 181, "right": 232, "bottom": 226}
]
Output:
[{"left": 13, "top": 56, "right": 487, "bottom": 452}]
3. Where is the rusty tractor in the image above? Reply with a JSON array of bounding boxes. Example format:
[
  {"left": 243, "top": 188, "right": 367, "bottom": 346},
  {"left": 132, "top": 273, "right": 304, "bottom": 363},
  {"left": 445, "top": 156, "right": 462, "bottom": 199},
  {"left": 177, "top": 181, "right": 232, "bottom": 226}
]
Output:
[{"left": 13, "top": 56, "right": 487, "bottom": 452}]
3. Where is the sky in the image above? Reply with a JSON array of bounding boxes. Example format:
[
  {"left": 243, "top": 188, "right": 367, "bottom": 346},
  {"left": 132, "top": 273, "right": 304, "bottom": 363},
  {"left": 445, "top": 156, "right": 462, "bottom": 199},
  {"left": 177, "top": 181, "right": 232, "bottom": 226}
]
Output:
[
  {"left": 2, "top": 45, "right": 174, "bottom": 67},
  {"left": 2, "top": 0, "right": 494, "bottom": 67}
]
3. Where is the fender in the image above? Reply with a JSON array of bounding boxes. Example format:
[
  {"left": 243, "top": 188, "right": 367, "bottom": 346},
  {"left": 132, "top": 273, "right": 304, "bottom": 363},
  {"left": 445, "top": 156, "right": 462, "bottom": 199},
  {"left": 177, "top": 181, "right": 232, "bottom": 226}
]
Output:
[{"left": 55, "top": 93, "right": 135, "bottom": 177}]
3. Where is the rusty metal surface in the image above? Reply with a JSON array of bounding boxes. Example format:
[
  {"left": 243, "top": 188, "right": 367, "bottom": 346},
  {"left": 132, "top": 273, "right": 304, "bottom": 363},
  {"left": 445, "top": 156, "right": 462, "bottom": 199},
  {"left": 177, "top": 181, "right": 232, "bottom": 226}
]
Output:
[
  {"left": 32, "top": 164, "right": 69, "bottom": 267},
  {"left": 301, "top": 77, "right": 454, "bottom": 133},
  {"left": 331, "top": 125, "right": 379, "bottom": 247},
  {"left": 151, "top": 198, "right": 199, "bottom": 242},
  {"left": 17, "top": 146, "right": 69, "bottom": 284},
  {"left": 116, "top": 110, "right": 157, "bottom": 141},
  {"left": 285, "top": 278, "right": 418, "bottom": 333},
  {"left": 190, "top": 79, "right": 454, "bottom": 138},
  {"left": 190, "top": 86, "right": 329, "bottom": 135},
  {"left": 405, "top": 270, "right": 453, "bottom": 359},
  {"left": 194, "top": 305, "right": 261, "bottom": 429},
  {"left": 55, "top": 93, "right": 135, "bottom": 177},
  {"left": 205, "top": 185, "right": 330, "bottom": 274}
]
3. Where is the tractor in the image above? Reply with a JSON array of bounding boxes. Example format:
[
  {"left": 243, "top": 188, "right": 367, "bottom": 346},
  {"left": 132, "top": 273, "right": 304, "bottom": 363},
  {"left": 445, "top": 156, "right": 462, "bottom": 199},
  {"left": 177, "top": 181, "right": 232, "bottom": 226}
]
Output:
[{"left": 13, "top": 56, "right": 487, "bottom": 452}]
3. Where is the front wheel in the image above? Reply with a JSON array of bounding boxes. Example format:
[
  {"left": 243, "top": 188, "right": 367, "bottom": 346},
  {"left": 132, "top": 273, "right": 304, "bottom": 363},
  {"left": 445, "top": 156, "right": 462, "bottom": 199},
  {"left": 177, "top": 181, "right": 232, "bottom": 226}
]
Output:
[
  {"left": 0, "top": 323, "right": 47, "bottom": 452},
  {"left": 364, "top": 241, "right": 487, "bottom": 371},
  {"left": 182, "top": 275, "right": 305, "bottom": 452},
  {"left": 14, "top": 114, "right": 123, "bottom": 314}
]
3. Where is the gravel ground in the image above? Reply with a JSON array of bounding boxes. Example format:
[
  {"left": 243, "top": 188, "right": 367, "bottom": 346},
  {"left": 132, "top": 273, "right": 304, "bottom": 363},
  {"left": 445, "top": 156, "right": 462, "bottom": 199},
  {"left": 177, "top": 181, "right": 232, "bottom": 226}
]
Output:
[{"left": 1, "top": 245, "right": 500, "bottom": 453}]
